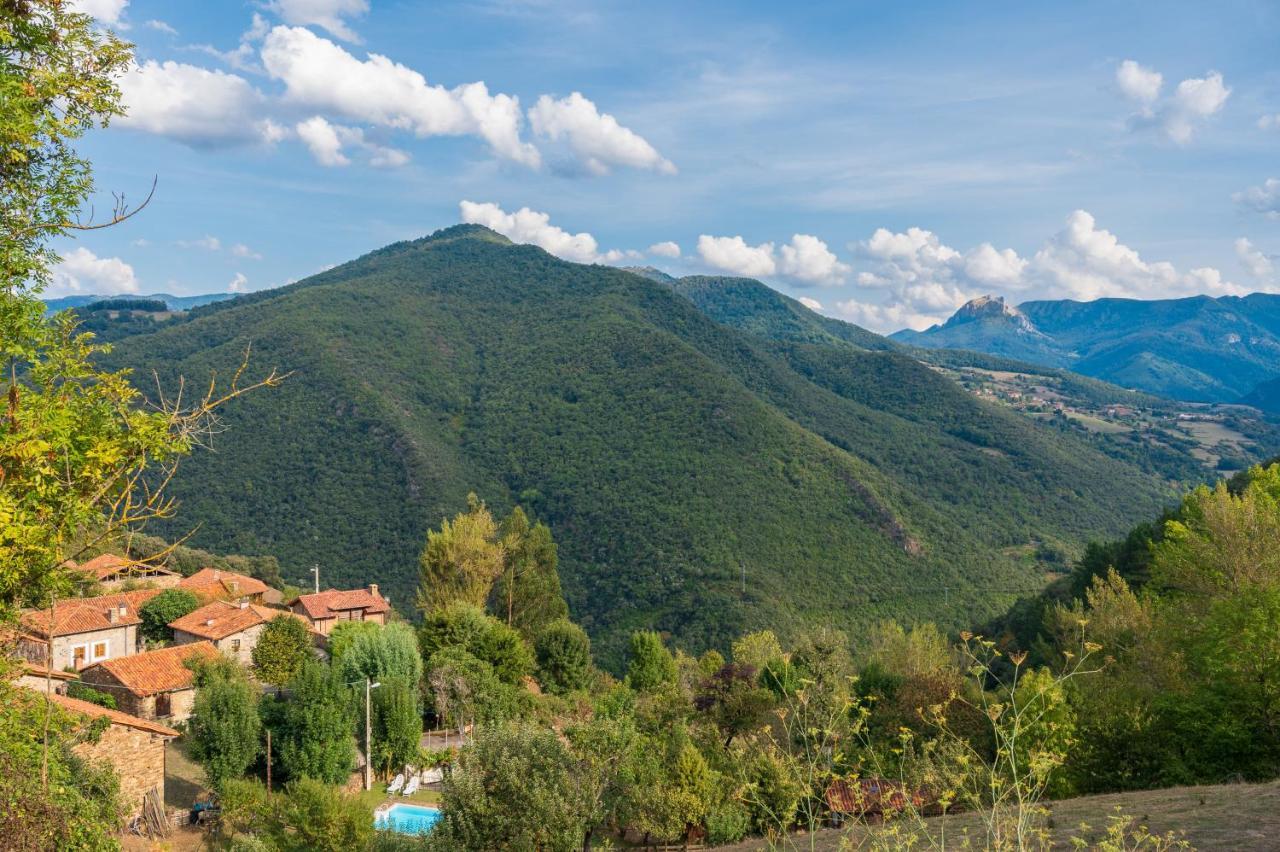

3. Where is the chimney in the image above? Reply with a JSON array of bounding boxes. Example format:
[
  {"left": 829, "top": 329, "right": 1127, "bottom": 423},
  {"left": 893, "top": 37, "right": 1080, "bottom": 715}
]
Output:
[
  {"left": 107, "top": 607, "right": 118, "bottom": 624},
  {"left": 118, "top": 603, "right": 127, "bottom": 618},
  {"left": 239, "top": 600, "right": 249, "bottom": 609},
  {"left": 368, "top": 583, "right": 379, "bottom": 599},
  {"left": 205, "top": 618, "right": 215, "bottom": 627},
  {"left": 229, "top": 580, "right": 239, "bottom": 594}
]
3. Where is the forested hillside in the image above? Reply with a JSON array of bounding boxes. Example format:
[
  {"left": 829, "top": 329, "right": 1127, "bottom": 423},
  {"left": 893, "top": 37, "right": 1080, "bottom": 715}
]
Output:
[{"left": 104, "top": 226, "right": 1184, "bottom": 665}]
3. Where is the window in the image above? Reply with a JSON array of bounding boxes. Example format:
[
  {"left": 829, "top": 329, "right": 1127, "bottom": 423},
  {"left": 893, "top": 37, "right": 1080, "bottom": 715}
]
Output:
[
  {"left": 156, "top": 693, "right": 171, "bottom": 717},
  {"left": 72, "top": 645, "right": 87, "bottom": 667},
  {"left": 91, "top": 641, "right": 109, "bottom": 662},
  {"left": 230, "top": 638, "right": 241, "bottom": 653}
]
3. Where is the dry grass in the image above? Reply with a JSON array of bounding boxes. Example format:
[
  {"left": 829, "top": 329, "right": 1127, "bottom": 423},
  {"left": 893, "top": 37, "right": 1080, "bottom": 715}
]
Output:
[{"left": 714, "top": 780, "right": 1280, "bottom": 850}]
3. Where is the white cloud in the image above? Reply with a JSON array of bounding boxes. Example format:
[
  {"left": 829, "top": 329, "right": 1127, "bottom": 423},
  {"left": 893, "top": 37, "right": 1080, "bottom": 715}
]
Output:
[
  {"left": 231, "top": 243, "right": 263, "bottom": 260},
  {"left": 1260, "top": 114, "right": 1280, "bottom": 130},
  {"left": 261, "top": 26, "right": 540, "bottom": 167},
  {"left": 1116, "top": 60, "right": 1162, "bottom": 105},
  {"left": 460, "top": 200, "right": 635, "bottom": 264},
  {"left": 833, "top": 299, "right": 944, "bottom": 333},
  {"left": 964, "top": 243, "right": 1028, "bottom": 285},
  {"left": 228, "top": 272, "right": 250, "bottom": 293},
  {"left": 1234, "top": 178, "right": 1280, "bottom": 219},
  {"left": 777, "top": 234, "right": 850, "bottom": 285},
  {"left": 295, "top": 116, "right": 410, "bottom": 168},
  {"left": 69, "top": 0, "right": 128, "bottom": 25},
  {"left": 144, "top": 19, "right": 177, "bottom": 35},
  {"left": 1236, "top": 238, "right": 1274, "bottom": 280},
  {"left": 118, "top": 60, "right": 280, "bottom": 147},
  {"left": 268, "top": 0, "right": 369, "bottom": 42},
  {"left": 648, "top": 241, "right": 681, "bottom": 258},
  {"left": 528, "top": 92, "right": 675, "bottom": 175},
  {"left": 179, "top": 235, "right": 223, "bottom": 251},
  {"left": 797, "top": 296, "right": 823, "bottom": 311},
  {"left": 696, "top": 235, "right": 777, "bottom": 278},
  {"left": 50, "top": 248, "right": 139, "bottom": 296}
]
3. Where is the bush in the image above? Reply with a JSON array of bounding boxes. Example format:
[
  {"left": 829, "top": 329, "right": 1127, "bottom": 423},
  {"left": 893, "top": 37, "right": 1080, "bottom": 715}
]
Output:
[
  {"left": 745, "top": 751, "right": 800, "bottom": 837},
  {"left": 138, "top": 588, "right": 200, "bottom": 643},
  {"left": 705, "top": 800, "right": 752, "bottom": 844},
  {"left": 252, "top": 614, "right": 314, "bottom": 687},
  {"left": 269, "top": 777, "right": 373, "bottom": 852},
  {"left": 418, "top": 603, "right": 532, "bottom": 686},
  {"left": 626, "top": 630, "right": 676, "bottom": 692},
  {"left": 66, "top": 681, "right": 117, "bottom": 709},
  {"left": 189, "top": 657, "right": 261, "bottom": 790},
  {"left": 534, "top": 619, "right": 593, "bottom": 694}
]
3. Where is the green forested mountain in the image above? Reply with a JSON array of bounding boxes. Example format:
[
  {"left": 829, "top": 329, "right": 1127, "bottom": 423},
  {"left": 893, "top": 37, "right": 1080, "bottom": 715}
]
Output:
[
  {"left": 104, "top": 225, "right": 1184, "bottom": 665},
  {"left": 893, "top": 293, "right": 1280, "bottom": 402}
]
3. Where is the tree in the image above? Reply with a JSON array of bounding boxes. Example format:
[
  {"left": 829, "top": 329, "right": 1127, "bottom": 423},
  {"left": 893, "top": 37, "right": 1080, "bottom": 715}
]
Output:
[
  {"left": 189, "top": 657, "right": 261, "bottom": 790},
  {"left": 267, "top": 778, "right": 373, "bottom": 852},
  {"left": 326, "top": 620, "right": 380, "bottom": 664},
  {"left": 732, "top": 630, "right": 783, "bottom": 673},
  {"left": 535, "top": 618, "right": 593, "bottom": 695},
  {"left": 333, "top": 621, "right": 423, "bottom": 694},
  {"left": 425, "top": 647, "right": 524, "bottom": 734},
  {"left": 416, "top": 493, "right": 504, "bottom": 613},
  {"left": 565, "top": 714, "right": 639, "bottom": 850},
  {"left": 371, "top": 680, "right": 421, "bottom": 778},
  {"left": 138, "top": 588, "right": 200, "bottom": 644},
  {"left": 277, "top": 660, "right": 355, "bottom": 784},
  {"left": 491, "top": 506, "right": 568, "bottom": 638},
  {"left": 418, "top": 602, "right": 533, "bottom": 686},
  {"left": 432, "top": 722, "right": 588, "bottom": 851},
  {"left": 694, "top": 663, "right": 775, "bottom": 748},
  {"left": 252, "top": 614, "right": 314, "bottom": 688},
  {"left": 626, "top": 630, "right": 676, "bottom": 692}
]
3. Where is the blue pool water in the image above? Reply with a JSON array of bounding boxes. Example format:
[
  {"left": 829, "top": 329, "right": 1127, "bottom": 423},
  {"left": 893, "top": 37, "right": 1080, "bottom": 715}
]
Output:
[{"left": 375, "top": 803, "right": 441, "bottom": 835}]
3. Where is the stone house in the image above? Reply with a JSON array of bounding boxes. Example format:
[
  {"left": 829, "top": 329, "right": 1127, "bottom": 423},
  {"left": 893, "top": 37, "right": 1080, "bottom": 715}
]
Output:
[
  {"left": 177, "top": 567, "right": 269, "bottom": 604},
  {"left": 15, "top": 662, "right": 76, "bottom": 693},
  {"left": 44, "top": 691, "right": 179, "bottom": 819},
  {"left": 70, "top": 553, "right": 181, "bottom": 592},
  {"left": 78, "top": 641, "right": 218, "bottom": 722},
  {"left": 169, "top": 600, "right": 311, "bottom": 665},
  {"left": 19, "top": 590, "right": 160, "bottom": 671},
  {"left": 288, "top": 585, "right": 390, "bottom": 637}
]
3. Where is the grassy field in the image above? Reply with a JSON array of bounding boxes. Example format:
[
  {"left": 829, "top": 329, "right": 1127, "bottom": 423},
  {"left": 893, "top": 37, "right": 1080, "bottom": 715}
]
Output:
[{"left": 714, "top": 780, "right": 1280, "bottom": 850}]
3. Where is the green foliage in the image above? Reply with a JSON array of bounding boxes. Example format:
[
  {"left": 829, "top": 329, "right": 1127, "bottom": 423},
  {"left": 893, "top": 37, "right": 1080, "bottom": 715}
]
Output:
[
  {"left": 626, "top": 630, "right": 677, "bottom": 692},
  {"left": 705, "top": 799, "right": 752, "bottom": 844},
  {"left": 534, "top": 618, "right": 593, "bottom": 695},
  {"left": 334, "top": 621, "right": 423, "bottom": 694},
  {"left": 327, "top": 620, "right": 380, "bottom": 664},
  {"left": 416, "top": 493, "right": 503, "bottom": 613},
  {"left": 732, "top": 630, "right": 784, "bottom": 672},
  {"left": 424, "top": 647, "right": 524, "bottom": 732},
  {"left": 432, "top": 722, "right": 588, "bottom": 851},
  {"left": 417, "top": 602, "right": 532, "bottom": 686},
  {"left": 189, "top": 657, "right": 261, "bottom": 791},
  {"left": 694, "top": 662, "right": 776, "bottom": 748},
  {"left": 252, "top": 614, "right": 314, "bottom": 688},
  {"left": 66, "top": 681, "right": 117, "bottom": 710},
  {"left": 491, "top": 505, "right": 569, "bottom": 639},
  {"left": 276, "top": 660, "right": 356, "bottom": 785},
  {"left": 743, "top": 750, "right": 800, "bottom": 838},
  {"left": 138, "top": 588, "right": 200, "bottom": 644},
  {"left": 269, "top": 778, "right": 374, "bottom": 852},
  {"left": 370, "top": 680, "right": 420, "bottom": 777}
]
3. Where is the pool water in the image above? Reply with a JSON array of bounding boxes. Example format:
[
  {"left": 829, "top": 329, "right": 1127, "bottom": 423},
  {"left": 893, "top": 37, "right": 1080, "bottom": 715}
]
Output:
[{"left": 375, "top": 803, "right": 442, "bottom": 835}]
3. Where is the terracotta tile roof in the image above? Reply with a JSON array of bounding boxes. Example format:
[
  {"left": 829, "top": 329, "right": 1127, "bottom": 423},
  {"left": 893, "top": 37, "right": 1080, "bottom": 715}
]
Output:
[
  {"left": 42, "top": 690, "right": 179, "bottom": 738},
  {"left": 73, "top": 553, "right": 178, "bottom": 582},
  {"left": 23, "top": 662, "right": 77, "bottom": 682},
  {"left": 290, "top": 587, "right": 390, "bottom": 620},
  {"left": 20, "top": 589, "right": 162, "bottom": 639},
  {"left": 81, "top": 641, "right": 218, "bottom": 696},
  {"left": 168, "top": 600, "right": 308, "bottom": 641},
  {"left": 825, "top": 778, "right": 928, "bottom": 816},
  {"left": 179, "top": 567, "right": 269, "bottom": 600}
]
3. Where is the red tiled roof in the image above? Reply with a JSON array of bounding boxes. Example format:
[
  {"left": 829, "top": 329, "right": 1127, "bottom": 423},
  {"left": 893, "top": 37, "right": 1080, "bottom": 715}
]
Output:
[
  {"left": 42, "top": 690, "right": 179, "bottom": 738},
  {"left": 20, "top": 589, "right": 162, "bottom": 639},
  {"left": 178, "top": 567, "right": 269, "bottom": 600},
  {"left": 825, "top": 778, "right": 927, "bottom": 816},
  {"left": 73, "top": 553, "right": 178, "bottom": 582},
  {"left": 23, "top": 662, "right": 77, "bottom": 682},
  {"left": 81, "top": 641, "right": 218, "bottom": 696},
  {"left": 290, "top": 588, "right": 390, "bottom": 620},
  {"left": 168, "top": 600, "right": 308, "bottom": 641}
]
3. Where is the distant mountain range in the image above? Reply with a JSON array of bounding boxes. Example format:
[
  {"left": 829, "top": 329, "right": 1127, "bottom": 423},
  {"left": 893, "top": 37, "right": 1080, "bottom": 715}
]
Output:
[
  {"left": 94, "top": 226, "right": 1193, "bottom": 665},
  {"left": 44, "top": 292, "right": 236, "bottom": 312},
  {"left": 892, "top": 294, "right": 1280, "bottom": 408}
]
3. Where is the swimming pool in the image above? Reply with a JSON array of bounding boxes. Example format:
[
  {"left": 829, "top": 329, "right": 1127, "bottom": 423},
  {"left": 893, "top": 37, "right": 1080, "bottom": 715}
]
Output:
[{"left": 375, "top": 803, "right": 441, "bottom": 835}]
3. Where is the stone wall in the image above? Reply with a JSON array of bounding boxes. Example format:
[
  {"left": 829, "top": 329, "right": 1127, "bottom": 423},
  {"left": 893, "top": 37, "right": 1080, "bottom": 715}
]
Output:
[{"left": 72, "top": 723, "right": 167, "bottom": 818}]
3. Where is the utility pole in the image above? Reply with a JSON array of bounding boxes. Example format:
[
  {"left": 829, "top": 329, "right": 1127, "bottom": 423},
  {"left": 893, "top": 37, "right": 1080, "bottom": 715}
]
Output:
[
  {"left": 365, "top": 678, "right": 372, "bottom": 791},
  {"left": 266, "top": 729, "right": 272, "bottom": 793},
  {"left": 310, "top": 564, "right": 320, "bottom": 594}
]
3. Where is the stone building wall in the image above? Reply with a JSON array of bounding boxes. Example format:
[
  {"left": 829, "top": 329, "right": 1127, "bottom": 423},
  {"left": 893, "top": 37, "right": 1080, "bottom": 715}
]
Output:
[{"left": 71, "top": 723, "right": 166, "bottom": 818}]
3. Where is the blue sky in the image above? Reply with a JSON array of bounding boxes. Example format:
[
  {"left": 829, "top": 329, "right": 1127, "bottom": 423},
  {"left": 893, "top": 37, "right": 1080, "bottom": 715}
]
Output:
[{"left": 58, "top": 0, "right": 1280, "bottom": 332}]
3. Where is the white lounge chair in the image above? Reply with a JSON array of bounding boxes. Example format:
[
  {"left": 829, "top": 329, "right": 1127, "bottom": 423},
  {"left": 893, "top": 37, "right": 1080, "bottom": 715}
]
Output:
[
  {"left": 402, "top": 776, "right": 420, "bottom": 797},
  {"left": 386, "top": 773, "right": 405, "bottom": 794}
]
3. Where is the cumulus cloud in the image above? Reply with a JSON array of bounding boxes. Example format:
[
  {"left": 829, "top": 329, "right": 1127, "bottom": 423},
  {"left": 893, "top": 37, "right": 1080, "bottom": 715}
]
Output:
[
  {"left": 1234, "top": 178, "right": 1280, "bottom": 219},
  {"left": 460, "top": 200, "right": 636, "bottom": 264},
  {"left": 262, "top": 26, "right": 540, "bottom": 166},
  {"left": 228, "top": 272, "right": 250, "bottom": 293},
  {"left": 1236, "top": 238, "right": 1274, "bottom": 280},
  {"left": 296, "top": 116, "right": 409, "bottom": 167},
  {"left": 118, "top": 60, "right": 282, "bottom": 147},
  {"left": 178, "top": 236, "right": 222, "bottom": 251},
  {"left": 178, "top": 236, "right": 263, "bottom": 260},
  {"left": 268, "top": 0, "right": 369, "bottom": 42},
  {"left": 69, "top": 0, "right": 128, "bottom": 25},
  {"left": 778, "top": 234, "right": 850, "bottom": 285},
  {"left": 50, "top": 248, "right": 139, "bottom": 296},
  {"left": 1116, "top": 60, "right": 1163, "bottom": 105},
  {"left": 231, "top": 243, "right": 263, "bottom": 260},
  {"left": 697, "top": 235, "right": 777, "bottom": 278},
  {"left": 797, "top": 296, "right": 823, "bottom": 311},
  {"left": 648, "top": 241, "right": 681, "bottom": 258},
  {"left": 144, "top": 19, "right": 177, "bottom": 35},
  {"left": 528, "top": 92, "right": 675, "bottom": 175},
  {"left": 1118, "top": 60, "right": 1230, "bottom": 144}
]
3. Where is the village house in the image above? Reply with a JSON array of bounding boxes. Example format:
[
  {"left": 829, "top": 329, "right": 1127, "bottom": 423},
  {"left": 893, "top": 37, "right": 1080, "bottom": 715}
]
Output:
[
  {"left": 15, "top": 661, "right": 76, "bottom": 693},
  {"left": 78, "top": 641, "right": 218, "bottom": 722},
  {"left": 288, "top": 585, "right": 389, "bottom": 636},
  {"left": 177, "top": 567, "right": 270, "bottom": 604},
  {"left": 169, "top": 600, "right": 311, "bottom": 664},
  {"left": 42, "top": 691, "right": 179, "bottom": 819},
  {"left": 18, "top": 589, "right": 160, "bottom": 670},
  {"left": 69, "top": 553, "right": 181, "bottom": 592}
]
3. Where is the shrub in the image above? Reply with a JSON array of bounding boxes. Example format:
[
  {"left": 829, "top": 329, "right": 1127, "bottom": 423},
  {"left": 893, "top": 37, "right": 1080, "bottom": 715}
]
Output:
[
  {"left": 625, "top": 630, "right": 676, "bottom": 692},
  {"left": 534, "top": 619, "right": 592, "bottom": 694},
  {"left": 705, "top": 800, "right": 752, "bottom": 844},
  {"left": 138, "top": 588, "right": 200, "bottom": 644}
]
